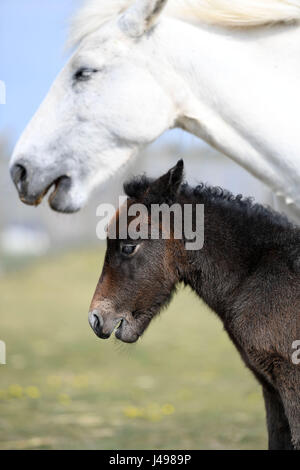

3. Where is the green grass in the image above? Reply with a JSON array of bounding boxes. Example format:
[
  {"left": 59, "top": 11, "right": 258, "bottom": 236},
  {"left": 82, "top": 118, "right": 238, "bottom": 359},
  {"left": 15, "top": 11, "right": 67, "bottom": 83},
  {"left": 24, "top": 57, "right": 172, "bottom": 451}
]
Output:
[{"left": 0, "top": 248, "right": 267, "bottom": 449}]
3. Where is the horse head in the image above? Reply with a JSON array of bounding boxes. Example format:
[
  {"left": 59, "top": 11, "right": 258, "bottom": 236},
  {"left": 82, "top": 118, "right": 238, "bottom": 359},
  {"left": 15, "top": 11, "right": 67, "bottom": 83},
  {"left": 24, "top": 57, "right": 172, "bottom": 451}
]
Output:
[
  {"left": 10, "top": 0, "right": 176, "bottom": 213},
  {"left": 89, "top": 159, "right": 185, "bottom": 343}
]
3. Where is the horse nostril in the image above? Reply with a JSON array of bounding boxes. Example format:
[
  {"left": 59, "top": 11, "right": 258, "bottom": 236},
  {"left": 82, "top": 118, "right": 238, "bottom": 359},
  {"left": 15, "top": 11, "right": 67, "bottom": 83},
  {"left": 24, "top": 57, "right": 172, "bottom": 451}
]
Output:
[
  {"left": 92, "top": 313, "right": 101, "bottom": 331},
  {"left": 88, "top": 310, "right": 101, "bottom": 330},
  {"left": 10, "top": 163, "right": 27, "bottom": 193},
  {"left": 88, "top": 310, "right": 110, "bottom": 339}
]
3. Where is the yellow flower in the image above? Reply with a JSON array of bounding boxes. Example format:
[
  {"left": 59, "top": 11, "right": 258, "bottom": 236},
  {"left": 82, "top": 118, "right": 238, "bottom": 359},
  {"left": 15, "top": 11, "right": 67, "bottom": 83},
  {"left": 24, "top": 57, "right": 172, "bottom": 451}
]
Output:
[
  {"left": 145, "top": 403, "right": 163, "bottom": 422},
  {"left": 8, "top": 384, "right": 23, "bottom": 398},
  {"left": 123, "top": 406, "right": 144, "bottom": 418},
  {"left": 25, "top": 386, "right": 41, "bottom": 399},
  {"left": 58, "top": 393, "right": 71, "bottom": 406},
  {"left": 161, "top": 403, "right": 175, "bottom": 415}
]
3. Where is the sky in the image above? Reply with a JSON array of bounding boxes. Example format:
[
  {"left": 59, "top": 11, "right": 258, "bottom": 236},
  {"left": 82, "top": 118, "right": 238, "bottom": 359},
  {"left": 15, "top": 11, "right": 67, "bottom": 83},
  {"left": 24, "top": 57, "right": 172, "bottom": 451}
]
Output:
[{"left": 0, "top": 0, "right": 82, "bottom": 147}]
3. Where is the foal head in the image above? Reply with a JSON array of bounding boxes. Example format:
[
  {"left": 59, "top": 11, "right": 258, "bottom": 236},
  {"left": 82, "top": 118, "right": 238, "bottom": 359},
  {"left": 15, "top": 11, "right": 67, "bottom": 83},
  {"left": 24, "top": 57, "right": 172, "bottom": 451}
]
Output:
[{"left": 89, "top": 160, "right": 186, "bottom": 343}]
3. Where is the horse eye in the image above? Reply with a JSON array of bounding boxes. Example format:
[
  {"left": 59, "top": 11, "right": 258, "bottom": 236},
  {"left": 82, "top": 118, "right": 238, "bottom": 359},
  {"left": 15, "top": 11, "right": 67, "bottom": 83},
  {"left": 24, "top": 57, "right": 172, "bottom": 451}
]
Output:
[
  {"left": 74, "top": 67, "right": 97, "bottom": 82},
  {"left": 121, "top": 244, "right": 137, "bottom": 256}
]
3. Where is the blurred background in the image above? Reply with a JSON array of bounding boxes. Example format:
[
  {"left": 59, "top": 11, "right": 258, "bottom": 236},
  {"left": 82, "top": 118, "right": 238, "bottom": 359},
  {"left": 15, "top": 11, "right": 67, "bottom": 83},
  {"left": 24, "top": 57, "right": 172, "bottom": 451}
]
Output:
[{"left": 0, "top": 0, "right": 271, "bottom": 449}]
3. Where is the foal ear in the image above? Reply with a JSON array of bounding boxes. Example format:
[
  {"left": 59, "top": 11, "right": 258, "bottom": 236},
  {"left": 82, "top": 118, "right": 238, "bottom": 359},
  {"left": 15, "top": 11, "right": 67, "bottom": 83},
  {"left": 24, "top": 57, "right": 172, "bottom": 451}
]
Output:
[
  {"left": 151, "top": 159, "right": 184, "bottom": 199},
  {"left": 119, "top": 0, "right": 169, "bottom": 37}
]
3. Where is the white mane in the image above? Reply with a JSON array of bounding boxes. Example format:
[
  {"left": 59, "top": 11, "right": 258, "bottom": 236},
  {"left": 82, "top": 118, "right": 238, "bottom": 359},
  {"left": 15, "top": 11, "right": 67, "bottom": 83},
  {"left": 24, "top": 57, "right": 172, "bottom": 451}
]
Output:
[{"left": 69, "top": 0, "right": 300, "bottom": 46}]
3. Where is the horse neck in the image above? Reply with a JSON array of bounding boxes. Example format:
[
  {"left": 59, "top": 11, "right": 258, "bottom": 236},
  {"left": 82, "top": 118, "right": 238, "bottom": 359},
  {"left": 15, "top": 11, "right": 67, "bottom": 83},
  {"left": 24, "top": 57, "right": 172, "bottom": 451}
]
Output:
[
  {"left": 151, "top": 19, "right": 300, "bottom": 211},
  {"left": 179, "top": 193, "right": 282, "bottom": 317}
]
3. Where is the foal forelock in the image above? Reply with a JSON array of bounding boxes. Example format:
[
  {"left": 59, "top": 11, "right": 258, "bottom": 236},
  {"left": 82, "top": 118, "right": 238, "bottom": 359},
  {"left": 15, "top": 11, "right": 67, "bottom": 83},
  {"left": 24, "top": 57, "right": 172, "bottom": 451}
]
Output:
[{"left": 68, "top": 0, "right": 300, "bottom": 48}]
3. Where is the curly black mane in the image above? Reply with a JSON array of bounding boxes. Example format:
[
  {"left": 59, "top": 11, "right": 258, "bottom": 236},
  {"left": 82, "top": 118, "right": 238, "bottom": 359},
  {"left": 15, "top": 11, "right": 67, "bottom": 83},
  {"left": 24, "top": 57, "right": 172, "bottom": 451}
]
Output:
[{"left": 124, "top": 174, "right": 293, "bottom": 230}]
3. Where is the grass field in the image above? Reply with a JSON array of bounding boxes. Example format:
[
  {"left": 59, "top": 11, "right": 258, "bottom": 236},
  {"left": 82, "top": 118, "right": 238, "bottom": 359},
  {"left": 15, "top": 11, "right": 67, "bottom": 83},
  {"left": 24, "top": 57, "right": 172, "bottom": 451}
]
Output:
[{"left": 0, "top": 247, "right": 267, "bottom": 449}]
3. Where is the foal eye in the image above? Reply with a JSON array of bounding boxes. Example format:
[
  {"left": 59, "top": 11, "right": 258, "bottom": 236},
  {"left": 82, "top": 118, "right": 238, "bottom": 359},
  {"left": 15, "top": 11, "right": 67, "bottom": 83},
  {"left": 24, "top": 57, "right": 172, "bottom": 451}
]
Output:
[
  {"left": 74, "top": 67, "right": 97, "bottom": 82},
  {"left": 121, "top": 244, "right": 137, "bottom": 256}
]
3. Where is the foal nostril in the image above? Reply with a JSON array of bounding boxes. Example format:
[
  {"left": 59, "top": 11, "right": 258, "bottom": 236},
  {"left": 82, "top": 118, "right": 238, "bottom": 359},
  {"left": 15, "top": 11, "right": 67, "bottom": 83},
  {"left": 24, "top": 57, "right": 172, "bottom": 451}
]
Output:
[
  {"left": 92, "top": 313, "right": 100, "bottom": 328},
  {"left": 88, "top": 310, "right": 102, "bottom": 331},
  {"left": 10, "top": 163, "right": 27, "bottom": 193},
  {"left": 88, "top": 310, "right": 110, "bottom": 339}
]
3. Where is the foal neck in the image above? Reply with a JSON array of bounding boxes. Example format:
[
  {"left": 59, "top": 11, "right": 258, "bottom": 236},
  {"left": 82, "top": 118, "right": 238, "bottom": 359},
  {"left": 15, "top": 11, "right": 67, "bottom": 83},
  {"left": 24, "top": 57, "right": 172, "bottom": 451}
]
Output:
[{"left": 179, "top": 188, "right": 292, "bottom": 317}]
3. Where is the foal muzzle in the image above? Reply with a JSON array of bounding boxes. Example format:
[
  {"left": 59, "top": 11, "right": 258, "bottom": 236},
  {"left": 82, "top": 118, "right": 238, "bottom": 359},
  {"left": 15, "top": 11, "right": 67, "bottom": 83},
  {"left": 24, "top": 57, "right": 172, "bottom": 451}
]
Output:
[
  {"left": 88, "top": 310, "right": 139, "bottom": 343},
  {"left": 88, "top": 310, "right": 122, "bottom": 340}
]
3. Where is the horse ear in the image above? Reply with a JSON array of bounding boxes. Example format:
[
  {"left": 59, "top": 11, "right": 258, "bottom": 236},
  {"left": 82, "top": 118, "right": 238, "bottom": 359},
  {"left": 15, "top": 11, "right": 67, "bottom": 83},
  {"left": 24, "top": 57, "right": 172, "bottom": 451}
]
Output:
[
  {"left": 150, "top": 159, "right": 184, "bottom": 199},
  {"left": 119, "top": 0, "right": 169, "bottom": 37}
]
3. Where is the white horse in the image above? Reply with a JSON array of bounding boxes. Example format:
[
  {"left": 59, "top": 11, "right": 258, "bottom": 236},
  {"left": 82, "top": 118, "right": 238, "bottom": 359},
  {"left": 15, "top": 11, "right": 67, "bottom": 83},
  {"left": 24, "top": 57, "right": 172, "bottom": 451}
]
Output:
[{"left": 9, "top": 0, "right": 300, "bottom": 217}]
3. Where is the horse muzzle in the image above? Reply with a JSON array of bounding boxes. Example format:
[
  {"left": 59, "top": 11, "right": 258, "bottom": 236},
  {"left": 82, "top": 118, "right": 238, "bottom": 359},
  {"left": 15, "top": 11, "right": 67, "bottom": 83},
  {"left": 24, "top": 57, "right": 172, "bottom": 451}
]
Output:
[
  {"left": 88, "top": 310, "right": 139, "bottom": 343},
  {"left": 10, "top": 158, "right": 81, "bottom": 213}
]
